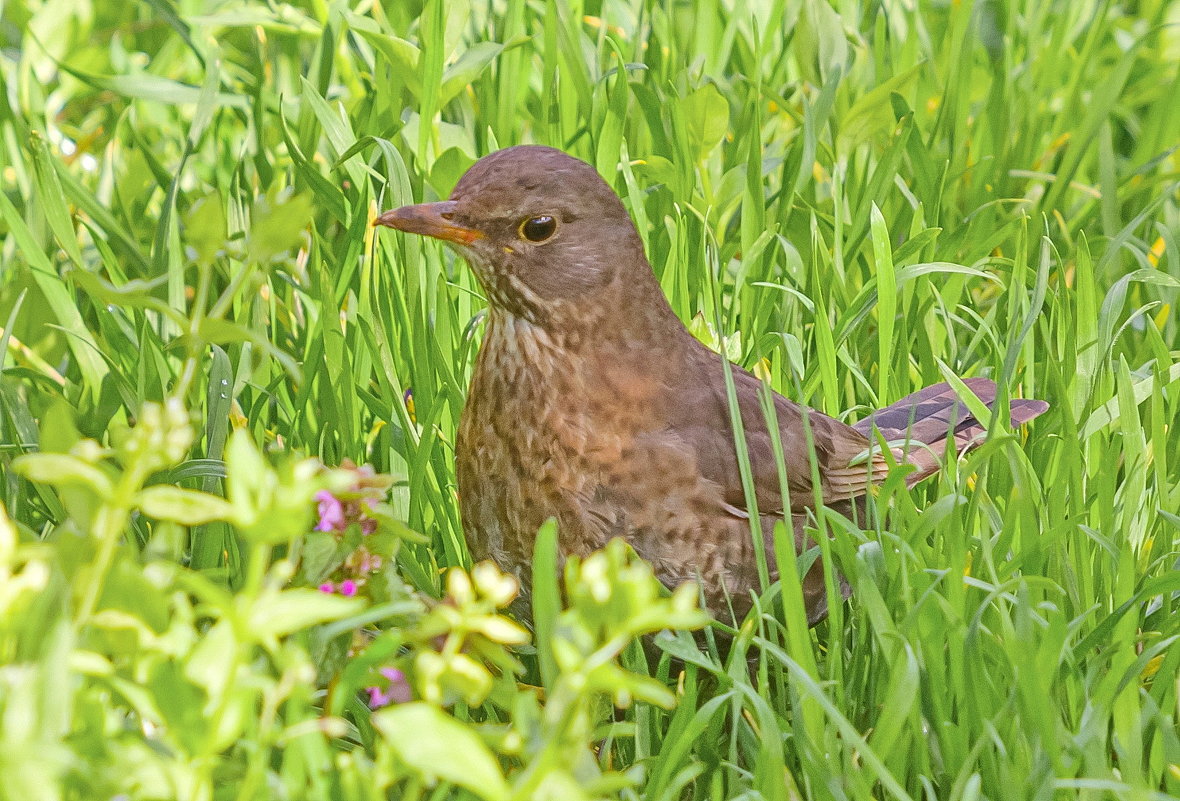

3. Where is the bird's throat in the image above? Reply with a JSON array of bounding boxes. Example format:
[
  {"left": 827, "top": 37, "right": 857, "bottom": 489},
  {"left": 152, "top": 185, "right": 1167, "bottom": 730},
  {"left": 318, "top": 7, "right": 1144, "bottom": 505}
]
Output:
[{"left": 481, "top": 311, "right": 569, "bottom": 378}]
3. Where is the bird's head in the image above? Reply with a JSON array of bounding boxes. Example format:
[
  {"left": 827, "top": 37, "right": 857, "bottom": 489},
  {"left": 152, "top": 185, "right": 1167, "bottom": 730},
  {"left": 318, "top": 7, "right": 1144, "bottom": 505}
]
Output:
[{"left": 374, "top": 146, "right": 649, "bottom": 325}]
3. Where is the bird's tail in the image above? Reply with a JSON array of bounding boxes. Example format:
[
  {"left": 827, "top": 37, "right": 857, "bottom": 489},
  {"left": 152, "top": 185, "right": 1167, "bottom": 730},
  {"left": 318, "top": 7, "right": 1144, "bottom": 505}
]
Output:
[{"left": 852, "top": 377, "right": 1048, "bottom": 485}]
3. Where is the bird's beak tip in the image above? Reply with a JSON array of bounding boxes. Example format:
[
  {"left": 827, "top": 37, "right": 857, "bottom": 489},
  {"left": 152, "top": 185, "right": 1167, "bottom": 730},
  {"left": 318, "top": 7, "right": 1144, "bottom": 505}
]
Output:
[
  {"left": 372, "top": 208, "right": 407, "bottom": 228},
  {"left": 371, "top": 202, "right": 481, "bottom": 245}
]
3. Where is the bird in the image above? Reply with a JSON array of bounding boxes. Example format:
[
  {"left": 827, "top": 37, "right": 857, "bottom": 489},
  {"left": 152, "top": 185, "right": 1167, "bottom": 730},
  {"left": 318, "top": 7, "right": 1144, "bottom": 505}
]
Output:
[{"left": 374, "top": 145, "right": 1048, "bottom": 626}]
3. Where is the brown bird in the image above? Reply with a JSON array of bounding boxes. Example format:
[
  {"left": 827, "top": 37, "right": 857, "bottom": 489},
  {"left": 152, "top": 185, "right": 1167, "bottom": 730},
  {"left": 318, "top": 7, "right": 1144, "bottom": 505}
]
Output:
[{"left": 375, "top": 145, "right": 1048, "bottom": 625}]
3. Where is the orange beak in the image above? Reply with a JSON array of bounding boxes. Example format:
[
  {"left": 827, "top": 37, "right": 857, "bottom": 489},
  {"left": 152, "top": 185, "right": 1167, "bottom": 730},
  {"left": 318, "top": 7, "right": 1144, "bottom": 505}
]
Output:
[{"left": 372, "top": 201, "right": 482, "bottom": 245}]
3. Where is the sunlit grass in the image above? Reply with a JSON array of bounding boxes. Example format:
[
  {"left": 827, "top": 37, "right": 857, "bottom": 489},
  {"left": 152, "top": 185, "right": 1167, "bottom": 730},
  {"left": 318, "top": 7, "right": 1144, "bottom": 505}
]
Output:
[{"left": 1, "top": 0, "right": 1178, "bottom": 799}]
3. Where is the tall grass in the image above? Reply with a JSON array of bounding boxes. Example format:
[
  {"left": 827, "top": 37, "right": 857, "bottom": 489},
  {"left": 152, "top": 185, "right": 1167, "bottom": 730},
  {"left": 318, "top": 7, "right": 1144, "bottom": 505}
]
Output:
[{"left": 1, "top": 0, "right": 1178, "bottom": 799}]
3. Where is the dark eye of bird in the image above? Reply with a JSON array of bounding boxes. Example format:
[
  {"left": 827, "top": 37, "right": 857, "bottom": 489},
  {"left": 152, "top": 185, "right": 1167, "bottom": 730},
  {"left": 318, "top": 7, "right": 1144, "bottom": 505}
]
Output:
[{"left": 519, "top": 215, "right": 557, "bottom": 242}]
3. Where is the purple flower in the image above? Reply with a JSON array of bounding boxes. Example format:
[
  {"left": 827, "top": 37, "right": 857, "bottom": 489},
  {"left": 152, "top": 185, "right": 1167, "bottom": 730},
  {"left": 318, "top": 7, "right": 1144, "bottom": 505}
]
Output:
[
  {"left": 318, "top": 582, "right": 334, "bottom": 593},
  {"left": 339, "top": 579, "right": 357, "bottom": 597},
  {"left": 315, "top": 490, "right": 346, "bottom": 532},
  {"left": 366, "top": 667, "right": 412, "bottom": 708}
]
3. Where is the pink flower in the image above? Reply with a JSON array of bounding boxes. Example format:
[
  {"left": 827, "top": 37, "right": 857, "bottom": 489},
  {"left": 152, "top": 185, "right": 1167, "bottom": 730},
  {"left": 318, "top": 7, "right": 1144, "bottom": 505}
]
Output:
[
  {"left": 358, "top": 550, "right": 382, "bottom": 574},
  {"left": 309, "top": 465, "right": 392, "bottom": 595},
  {"left": 315, "top": 490, "right": 346, "bottom": 532},
  {"left": 366, "top": 667, "right": 412, "bottom": 708}
]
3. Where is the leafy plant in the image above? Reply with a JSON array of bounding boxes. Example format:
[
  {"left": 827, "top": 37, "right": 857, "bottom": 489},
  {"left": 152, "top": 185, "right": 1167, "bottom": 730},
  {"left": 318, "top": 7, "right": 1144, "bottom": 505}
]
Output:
[{"left": 1, "top": 0, "right": 1178, "bottom": 799}]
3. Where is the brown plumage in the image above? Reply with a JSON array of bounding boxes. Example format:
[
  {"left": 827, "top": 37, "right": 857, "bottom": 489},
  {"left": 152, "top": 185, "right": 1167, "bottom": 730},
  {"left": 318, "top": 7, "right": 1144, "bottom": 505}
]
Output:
[{"left": 375, "top": 146, "right": 1048, "bottom": 626}]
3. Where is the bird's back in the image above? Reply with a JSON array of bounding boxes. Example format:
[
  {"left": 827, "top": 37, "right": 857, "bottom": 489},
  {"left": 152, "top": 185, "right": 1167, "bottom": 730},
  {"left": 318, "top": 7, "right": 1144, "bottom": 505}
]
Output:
[{"left": 457, "top": 316, "right": 1046, "bottom": 624}]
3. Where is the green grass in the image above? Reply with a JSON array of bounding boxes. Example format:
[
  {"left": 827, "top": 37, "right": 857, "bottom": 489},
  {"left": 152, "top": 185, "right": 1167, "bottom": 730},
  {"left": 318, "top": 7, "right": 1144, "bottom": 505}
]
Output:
[{"left": 2, "top": 0, "right": 1179, "bottom": 799}]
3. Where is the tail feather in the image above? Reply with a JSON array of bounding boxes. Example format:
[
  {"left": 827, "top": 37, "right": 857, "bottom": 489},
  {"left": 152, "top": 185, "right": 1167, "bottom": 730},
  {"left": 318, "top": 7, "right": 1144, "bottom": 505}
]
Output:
[{"left": 852, "top": 378, "right": 1048, "bottom": 485}]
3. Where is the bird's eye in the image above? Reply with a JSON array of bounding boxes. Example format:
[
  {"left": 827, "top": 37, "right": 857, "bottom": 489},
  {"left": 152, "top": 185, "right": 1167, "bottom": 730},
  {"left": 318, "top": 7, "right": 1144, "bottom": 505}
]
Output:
[{"left": 519, "top": 215, "right": 557, "bottom": 242}]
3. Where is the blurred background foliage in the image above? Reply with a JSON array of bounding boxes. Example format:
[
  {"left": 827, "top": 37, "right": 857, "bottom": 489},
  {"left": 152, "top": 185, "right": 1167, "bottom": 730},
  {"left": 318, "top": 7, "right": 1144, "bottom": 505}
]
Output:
[{"left": 0, "top": 0, "right": 1178, "bottom": 799}]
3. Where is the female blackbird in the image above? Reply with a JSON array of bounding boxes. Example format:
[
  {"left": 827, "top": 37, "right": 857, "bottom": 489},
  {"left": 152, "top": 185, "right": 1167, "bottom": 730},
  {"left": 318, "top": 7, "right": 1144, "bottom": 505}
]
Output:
[{"left": 375, "top": 146, "right": 1048, "bottom": 625}]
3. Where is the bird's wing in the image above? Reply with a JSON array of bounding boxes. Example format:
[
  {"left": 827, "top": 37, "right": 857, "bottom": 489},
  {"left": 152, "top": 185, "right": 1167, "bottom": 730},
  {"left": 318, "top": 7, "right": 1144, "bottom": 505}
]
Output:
[
  {"left": 666, "top": 346, "right": 892, "bottom": 516},
  {"left": 853, "top": 377, "right": 1049, "bottom": 486}
]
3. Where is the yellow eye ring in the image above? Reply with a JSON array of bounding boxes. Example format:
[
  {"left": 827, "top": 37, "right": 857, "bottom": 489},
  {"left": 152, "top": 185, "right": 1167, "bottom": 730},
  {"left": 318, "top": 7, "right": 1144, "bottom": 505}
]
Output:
[{"left": 519, "top": 215, "right": 558, "bottom": 242}]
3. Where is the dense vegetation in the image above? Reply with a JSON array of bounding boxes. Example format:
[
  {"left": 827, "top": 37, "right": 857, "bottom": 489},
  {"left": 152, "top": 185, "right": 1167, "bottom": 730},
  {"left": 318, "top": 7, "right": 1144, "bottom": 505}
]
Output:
[{"left": 1, "top": 0, "right": 1178, "bottom": 799}]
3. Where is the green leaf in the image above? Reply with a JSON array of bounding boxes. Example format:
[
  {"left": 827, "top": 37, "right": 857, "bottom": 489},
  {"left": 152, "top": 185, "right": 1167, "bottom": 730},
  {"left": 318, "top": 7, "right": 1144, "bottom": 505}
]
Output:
[
  {"left": 373, "top": 703, "right": 510, "bottom": 801},
  {"left": 681, "top": 83, "right": 730, "bottom": 159},
  {"left": 428, "top": 147, "right": 476, "bottom": 197},
  {"left": 297, "top": 77, "right": 363, "bottom": 181},
  {"left": 29, "top": 134, "right": 85, "bottom": 269},
  {"left": 224, "top": 428, "right": 266, "bottom": 527},
  {"left": 57, "top": 62, "right": 249, "bottom": 108},
  {"left": 39, "top": 400, "right": 81, "bottom": 455},
  {"left": 798, "top": 0, "right": 848, "bottom": 80},
  {"left": 531, "top": 518, "right": 560, "bottom": 689},
  {"left": 247, "top": 588, "right": 364, "bottom": 639},
  {"left": 67, "top": 269, "right": 184, "bottom": 323},
  {"left": 187, "top": 5, "right": 320, "bottom": 34},
  {"left": 193, "top": 319, "right": 301, "bottom": 379},
  {"left": 634, "top": 154, "right": 682, "bottom": 195},
  {"left": 13, "top": 453, "right": 113, "bottom": 496},
  {"left": 184, "top": 619, "right": 237, "bottom": 703},
  {"left": 137, "top": 486, "right": 234, "bottom": 525},
  {"left": 149, "top": 661, "right": 210, "bottom": 754},
  {"left": 0, "top": 188, "right": 109, "bottom": 399},
  {"left": 839, "top": 63, "right": 923, "bottom": 152},
  {"left": 346, "top": 17, "right": 421, "bottom": 97},
  {"left": 688, "top": 313, "right": 742, "bottom": 360},
  {"left": 184, "top": 193, "right": 227, "bottom": 265},
  {"left": 1081, "top": 360, "right": 1180, "bottom": 438},
  {"left": 300, "top": 531, "right": 344, "bottom": 584},
  {"left": 247, "top": 192, "right": 313, "bottom": 263},
  {"left": 440, "top": 41, "right": 509, "bottom": 105},
  {"left": 870, "top": 203, "right": 896, "bottom": 400}
]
